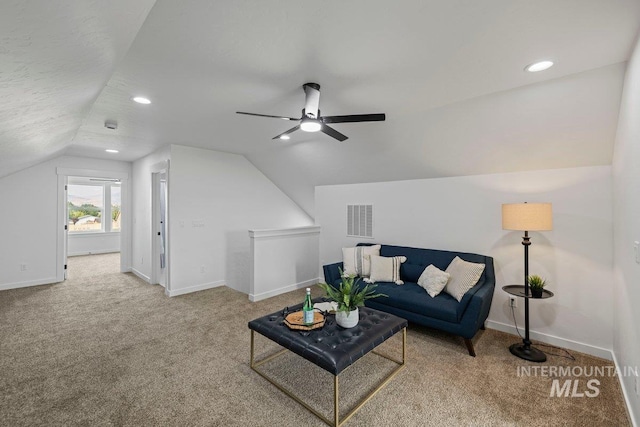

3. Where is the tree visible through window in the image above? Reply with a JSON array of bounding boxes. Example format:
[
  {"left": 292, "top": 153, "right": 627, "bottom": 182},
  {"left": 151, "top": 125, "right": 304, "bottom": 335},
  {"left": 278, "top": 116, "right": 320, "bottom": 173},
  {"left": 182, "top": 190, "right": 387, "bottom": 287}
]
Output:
[{"left": 111, "top": 186, "right": 121, "bottom": 231}]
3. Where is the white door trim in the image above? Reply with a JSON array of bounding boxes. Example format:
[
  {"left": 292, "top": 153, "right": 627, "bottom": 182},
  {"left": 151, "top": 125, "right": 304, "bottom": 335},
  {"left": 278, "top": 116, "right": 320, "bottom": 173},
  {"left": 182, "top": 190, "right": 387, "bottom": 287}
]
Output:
[{"left": 150, "top": 161, "right": 171, "bottom": 295}]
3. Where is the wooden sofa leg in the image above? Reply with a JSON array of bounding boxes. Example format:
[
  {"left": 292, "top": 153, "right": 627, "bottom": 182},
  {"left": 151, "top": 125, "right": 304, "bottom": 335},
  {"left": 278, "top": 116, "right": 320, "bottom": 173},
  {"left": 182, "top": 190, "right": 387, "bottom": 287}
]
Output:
[{"left": 464, "top": 338, "right": 476, "bottom": 357}]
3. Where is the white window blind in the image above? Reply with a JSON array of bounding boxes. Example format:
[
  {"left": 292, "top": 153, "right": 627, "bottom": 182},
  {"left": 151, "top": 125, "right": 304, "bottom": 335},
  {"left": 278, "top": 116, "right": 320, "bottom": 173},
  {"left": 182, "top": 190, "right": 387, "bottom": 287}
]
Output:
[{"left": 347, "top": 204, "right": 373, "bottom": 238}]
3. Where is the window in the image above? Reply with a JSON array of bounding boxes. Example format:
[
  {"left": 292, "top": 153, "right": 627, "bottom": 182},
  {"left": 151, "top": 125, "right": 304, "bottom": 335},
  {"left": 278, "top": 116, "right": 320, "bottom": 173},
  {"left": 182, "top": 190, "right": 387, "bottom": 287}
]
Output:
[
  {"left": 67, "top": 178, "right": 121, "bottom": 234},
  {"left": 68, "top": 185, "right": 104, "bottom": 232}
]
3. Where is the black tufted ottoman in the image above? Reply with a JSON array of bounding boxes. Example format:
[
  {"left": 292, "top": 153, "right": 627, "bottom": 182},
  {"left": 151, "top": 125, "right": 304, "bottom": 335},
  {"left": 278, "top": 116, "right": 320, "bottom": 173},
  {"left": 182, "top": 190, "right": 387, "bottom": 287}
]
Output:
[{"left": 248, "top": 301, "right": 407, "bottom": 426}]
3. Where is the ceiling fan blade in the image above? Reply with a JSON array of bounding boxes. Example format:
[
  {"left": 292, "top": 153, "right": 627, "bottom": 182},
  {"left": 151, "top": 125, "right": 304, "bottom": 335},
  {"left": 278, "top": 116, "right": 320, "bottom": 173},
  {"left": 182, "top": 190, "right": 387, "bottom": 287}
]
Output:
[
  {"left": 237, "top": 111, "right": 299, "bottom": 121},
  {"left": 321, "top": 125, "right": 348, "bottom": 142},
  {"left": 272, "top": 125, "right": 300, "bottom": 140},
  {"left": 321, "top": 113, "right": 386, "bottom": 124}
]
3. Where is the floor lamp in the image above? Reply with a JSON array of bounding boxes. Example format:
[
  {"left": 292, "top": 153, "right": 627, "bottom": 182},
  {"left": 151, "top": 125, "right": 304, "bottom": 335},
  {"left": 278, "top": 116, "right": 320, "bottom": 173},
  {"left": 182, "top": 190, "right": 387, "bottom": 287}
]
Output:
[{"left": 502, "top": 202, "right": 553, "bottom": 362}]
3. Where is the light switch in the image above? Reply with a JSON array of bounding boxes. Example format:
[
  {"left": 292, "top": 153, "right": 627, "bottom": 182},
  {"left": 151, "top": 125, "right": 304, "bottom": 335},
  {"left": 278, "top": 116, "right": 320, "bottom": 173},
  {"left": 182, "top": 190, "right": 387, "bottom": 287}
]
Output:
[{"left": 634, "top": 241, "right": 640, "bottom": 264}]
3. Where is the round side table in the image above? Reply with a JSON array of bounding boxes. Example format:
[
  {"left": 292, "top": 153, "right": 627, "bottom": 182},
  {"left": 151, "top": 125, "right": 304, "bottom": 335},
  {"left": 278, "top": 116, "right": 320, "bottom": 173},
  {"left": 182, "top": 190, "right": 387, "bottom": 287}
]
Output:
[{"left": 502, "top": 285, "right": 554, "bottom": 362}]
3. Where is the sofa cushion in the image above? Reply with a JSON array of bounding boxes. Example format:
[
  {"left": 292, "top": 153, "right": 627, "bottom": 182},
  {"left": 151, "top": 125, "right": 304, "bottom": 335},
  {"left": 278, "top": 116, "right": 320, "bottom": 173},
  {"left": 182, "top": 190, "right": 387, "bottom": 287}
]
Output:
[
  {"left": 417, "top": 264, "right": 450, "bottom": 297},
  {"left": 342, "top": 245, "right": 381, "bottom": 277},
  {"left": 366, "top": 255, "right": 406, "bottom": 285},
  {"left": 366, "top": 281, "right": 465, "bottom": 323},
  {"left": 444, "top": 256, "right": 485, "bottom": 302},
  {"left": 332, "top": 277, "right": 484, "bottom": 324}
]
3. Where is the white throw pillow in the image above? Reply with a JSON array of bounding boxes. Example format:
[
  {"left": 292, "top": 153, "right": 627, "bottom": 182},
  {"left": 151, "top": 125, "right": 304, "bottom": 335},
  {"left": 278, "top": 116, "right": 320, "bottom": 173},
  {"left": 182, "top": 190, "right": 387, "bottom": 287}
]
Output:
[
  {"left": 365, "top": 255, "right": 407, "bottom": 285},
  {"left": 443, "top": 256, "right": 485, "bottom": 302},
  {"left": 417, "top": 264, "right": 450, "bottom": 298},
  {"left": 342, "top": 245, "right": 381, "bottom": 277}
]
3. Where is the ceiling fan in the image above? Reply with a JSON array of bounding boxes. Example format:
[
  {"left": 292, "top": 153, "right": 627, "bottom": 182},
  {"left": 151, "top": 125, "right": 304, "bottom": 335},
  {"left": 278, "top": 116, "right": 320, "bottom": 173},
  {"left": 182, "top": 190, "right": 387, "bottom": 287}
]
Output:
[{"left": 236, "top": 83, "right": 385, "bottom": 142}]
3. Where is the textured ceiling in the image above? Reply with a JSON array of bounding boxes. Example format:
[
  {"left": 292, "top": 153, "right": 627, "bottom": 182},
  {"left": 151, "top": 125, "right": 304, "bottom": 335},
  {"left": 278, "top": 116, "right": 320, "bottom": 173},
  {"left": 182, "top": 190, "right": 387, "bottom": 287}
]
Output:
[
  {"left": 0, "top": 0, "right": 156, "bottom": 177},
  {"left": 2, "top": 0, "right": 639, "bottom": 215}
]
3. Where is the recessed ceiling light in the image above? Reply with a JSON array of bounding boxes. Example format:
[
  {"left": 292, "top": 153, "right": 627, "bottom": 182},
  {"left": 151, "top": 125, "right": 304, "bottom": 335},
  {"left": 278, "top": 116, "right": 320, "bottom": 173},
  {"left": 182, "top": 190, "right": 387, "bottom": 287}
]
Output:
[
  {"left": 279, "top": 135, "right": 290, "bottom": 140},
  {"left": 132, "top": 96, "right": 151, "bottom": 104},
  {"left": 105, "top": 149, "right": 119, "bottom": 153},
  {"left": 525, "top": 61, "right": 554, "bottom": 72}
]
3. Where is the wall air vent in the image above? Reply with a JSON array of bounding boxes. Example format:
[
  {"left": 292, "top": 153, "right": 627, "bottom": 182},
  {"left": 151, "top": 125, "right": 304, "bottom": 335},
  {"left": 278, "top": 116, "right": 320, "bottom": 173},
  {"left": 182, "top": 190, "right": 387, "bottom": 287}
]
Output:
[{"left": 347, "top": 204, "right": 373, "bottom": 238}]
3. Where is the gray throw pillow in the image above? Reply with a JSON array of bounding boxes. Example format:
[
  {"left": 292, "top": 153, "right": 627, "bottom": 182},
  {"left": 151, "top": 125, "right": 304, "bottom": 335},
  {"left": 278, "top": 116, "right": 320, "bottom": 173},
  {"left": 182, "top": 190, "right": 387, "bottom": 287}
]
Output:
[
  {"left": 444, "top": 256, "right": 485, "bottom": 302},
  {"left": 417, "top": 264, "right": 450, "bottom": 298}
]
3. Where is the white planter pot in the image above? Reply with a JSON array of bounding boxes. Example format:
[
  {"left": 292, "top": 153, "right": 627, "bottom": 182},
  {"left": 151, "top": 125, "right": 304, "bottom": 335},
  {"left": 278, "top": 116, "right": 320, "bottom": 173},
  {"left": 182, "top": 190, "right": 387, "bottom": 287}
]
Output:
[{"left": 335, "top": 307, "right": 359, "bottom": 328}]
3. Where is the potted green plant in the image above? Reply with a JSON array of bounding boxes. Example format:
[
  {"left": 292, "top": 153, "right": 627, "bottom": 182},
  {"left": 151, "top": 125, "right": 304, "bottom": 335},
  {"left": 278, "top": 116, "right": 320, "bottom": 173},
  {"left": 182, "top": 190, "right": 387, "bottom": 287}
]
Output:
[
  {"left": 528, "top": 275, "right": 547, "bottom": 298},
  {"left": 318, "top": 270, "right": 386, "bottom": 328}
]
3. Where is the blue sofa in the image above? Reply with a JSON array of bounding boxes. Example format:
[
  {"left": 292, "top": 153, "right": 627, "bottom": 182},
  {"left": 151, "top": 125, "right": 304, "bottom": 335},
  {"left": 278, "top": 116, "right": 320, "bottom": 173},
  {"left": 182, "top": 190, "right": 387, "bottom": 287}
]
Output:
[{"left": 323, "top": 243, "right": 495, "bottom": 356}]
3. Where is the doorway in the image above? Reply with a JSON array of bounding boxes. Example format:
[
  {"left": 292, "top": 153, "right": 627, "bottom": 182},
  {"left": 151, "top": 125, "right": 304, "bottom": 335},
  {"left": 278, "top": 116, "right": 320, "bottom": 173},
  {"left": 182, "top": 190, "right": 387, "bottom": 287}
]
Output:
[{"left": 56, "top": 167, "right": 130, "bottom": 283}]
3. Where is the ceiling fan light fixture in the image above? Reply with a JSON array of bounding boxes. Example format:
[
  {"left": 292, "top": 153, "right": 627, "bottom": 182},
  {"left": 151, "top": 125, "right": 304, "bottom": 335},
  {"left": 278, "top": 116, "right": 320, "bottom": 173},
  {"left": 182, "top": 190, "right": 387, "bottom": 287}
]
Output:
[
  {"left": 132, "top": 96, "right": 151, "bottom": 104},
  {"left": 300, "top": 120, "right": 322, "bottom": 132},
  {"left": 525, "top": 60, "right": 554, "bottom": 72},
  {"left": 237, "top": 82, "right": 386, "bottom": 141}
]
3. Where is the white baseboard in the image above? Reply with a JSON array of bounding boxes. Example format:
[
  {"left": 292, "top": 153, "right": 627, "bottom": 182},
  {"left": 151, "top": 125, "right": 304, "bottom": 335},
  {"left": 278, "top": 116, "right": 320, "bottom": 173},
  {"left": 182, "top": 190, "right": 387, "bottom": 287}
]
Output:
[
  {"left": 131, "top": 268, "right": 151, "bottom": 283},
  {"left": 612, "top": 350, "right": 639, "bottom": 427},
  {"left": 68, "top": 249, "right": 120, "bottom": 257},
  {"left": 167, "top": 280, "right": 225, "bottom": 297},
  {"left": 0, "top": 277, "right": 59, "bottom": 291},
  {"left": 249, "top": 277, "right": 320, "bottom": 302},
  {"left": 486, "top": 320, "right": 613, "bottom": 361}
]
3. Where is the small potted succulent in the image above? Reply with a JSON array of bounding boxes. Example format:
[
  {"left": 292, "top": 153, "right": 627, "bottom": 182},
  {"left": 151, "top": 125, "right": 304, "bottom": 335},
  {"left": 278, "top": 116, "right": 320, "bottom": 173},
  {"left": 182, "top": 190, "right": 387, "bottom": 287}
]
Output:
[
  {"left": 527, "top": 275, "right": 547, "bottom": 298},
  {"left": 318, "top": 270, "right": 386, "bottom": 328}
]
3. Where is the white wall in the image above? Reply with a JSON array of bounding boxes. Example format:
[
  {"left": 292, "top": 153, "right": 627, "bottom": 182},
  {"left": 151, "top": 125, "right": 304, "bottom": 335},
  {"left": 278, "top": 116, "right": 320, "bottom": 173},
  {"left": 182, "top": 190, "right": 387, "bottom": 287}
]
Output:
[
  {"left": 68, "top": 233, "right": 120, "bottom": 256},
  {"left": 249, "top": 226, "right": 321, "bottom": 301},
  {"left": 131, "top": 146, "right": 171, "bottom": 283},
  {"left": 612, "top": 33, "right": 640, "bottom": 423},
  {"left": 0, "top": 155, "right": 131, "bottom": 290},
  {"left": 166, "top": 145, "right": 313, "bottom": 296},
  {"left": 315, "top": 166, "right": 613, "bottom": 358}
]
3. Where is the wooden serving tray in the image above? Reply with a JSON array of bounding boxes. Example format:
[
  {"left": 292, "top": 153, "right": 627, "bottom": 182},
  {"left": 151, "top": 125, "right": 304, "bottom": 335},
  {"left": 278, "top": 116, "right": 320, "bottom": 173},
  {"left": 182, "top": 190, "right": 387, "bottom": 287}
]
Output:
[{"left": 284, "top": 311, "right": 325, "bottom": 331}]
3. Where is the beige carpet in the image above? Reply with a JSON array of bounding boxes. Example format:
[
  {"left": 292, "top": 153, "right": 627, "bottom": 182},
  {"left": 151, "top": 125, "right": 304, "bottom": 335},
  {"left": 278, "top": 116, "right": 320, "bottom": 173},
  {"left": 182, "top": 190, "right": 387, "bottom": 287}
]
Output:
[{"left": 0, "top": 254, "right": 631, "bottom": 426}]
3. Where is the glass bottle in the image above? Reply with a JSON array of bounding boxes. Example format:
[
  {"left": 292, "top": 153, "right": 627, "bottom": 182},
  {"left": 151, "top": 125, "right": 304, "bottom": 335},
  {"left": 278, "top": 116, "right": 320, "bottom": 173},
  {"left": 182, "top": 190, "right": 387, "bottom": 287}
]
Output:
[{"left": 303, "top": 288, "right": 314, "bottom": 325}]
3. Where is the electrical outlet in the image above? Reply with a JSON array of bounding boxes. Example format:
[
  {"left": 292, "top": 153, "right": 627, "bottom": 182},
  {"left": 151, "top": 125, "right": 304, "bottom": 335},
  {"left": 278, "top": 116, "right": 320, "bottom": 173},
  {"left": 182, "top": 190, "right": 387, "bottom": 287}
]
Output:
[
  {"left": 20, "top": 263, "right": 27, "bottom": 271},
  {"left": 141, "top": 257, "right": 144, "bottom": 265},
  {"left": 509, "top": 297, "right": 517, "bottom": 308},
  {"left": 200, "top": 265, "right": 205, "bottom": 273}
]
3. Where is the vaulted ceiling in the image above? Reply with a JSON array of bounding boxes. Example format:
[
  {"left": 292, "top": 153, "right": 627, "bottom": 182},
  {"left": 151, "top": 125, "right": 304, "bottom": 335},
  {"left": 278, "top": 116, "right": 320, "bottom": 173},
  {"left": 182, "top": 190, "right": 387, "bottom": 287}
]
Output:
[{"left": 2, "top": 0, "right": 639, "bottom": 215}]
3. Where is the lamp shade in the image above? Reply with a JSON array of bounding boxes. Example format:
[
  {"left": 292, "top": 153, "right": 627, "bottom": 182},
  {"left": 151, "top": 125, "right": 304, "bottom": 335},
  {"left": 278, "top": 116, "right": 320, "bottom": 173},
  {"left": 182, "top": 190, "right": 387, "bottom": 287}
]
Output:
[{"left": 502, "top": 203, "right": 553, "bottom": 231}]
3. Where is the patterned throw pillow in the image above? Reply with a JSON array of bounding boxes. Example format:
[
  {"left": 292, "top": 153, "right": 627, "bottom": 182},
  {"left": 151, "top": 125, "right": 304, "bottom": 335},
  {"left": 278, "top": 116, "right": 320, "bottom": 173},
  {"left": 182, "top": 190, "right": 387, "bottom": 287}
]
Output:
[
  {"left": 342, "top": 245, "right": 381, "bottom": 277},
  {"left": 417, "top": 264, "right": 451, "bottom": 298},
  {"left": 365, "top": 255, "right": 407, "bottom": 285},
  {"left": 443, "top": 256, "right": 485, "bottom": 302}
]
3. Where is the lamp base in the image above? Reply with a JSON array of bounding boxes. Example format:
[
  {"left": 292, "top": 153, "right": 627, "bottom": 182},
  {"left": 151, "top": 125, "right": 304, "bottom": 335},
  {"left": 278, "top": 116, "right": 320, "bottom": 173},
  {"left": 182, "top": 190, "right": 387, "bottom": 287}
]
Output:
[{"left": 509, "top": 343, "right": 547, "bottom": 363}]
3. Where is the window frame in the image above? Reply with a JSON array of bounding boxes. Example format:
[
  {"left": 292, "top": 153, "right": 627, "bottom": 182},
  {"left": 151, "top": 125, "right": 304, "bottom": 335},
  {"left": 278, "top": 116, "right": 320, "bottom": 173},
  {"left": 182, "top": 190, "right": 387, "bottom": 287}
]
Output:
[{"left": 67, "top": 178, "right": 121, "bottom": 235}]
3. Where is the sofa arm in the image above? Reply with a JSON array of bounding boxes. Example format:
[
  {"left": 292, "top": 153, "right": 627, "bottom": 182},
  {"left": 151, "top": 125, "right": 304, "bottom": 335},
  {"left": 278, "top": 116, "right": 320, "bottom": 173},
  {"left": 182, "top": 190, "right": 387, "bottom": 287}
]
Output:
[
  {"left": 322, "top": 262, "right": 343, "bottom": 285},
  {"left": 459, "top": 281, "right": 495, "bottom": 339}
]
